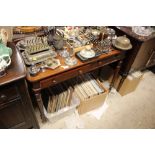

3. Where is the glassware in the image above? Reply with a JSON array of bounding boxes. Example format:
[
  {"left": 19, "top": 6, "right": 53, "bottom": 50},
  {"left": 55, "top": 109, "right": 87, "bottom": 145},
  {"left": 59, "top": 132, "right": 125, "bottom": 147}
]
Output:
[
  {"left": 65, "top": 46, "right": 77, "bottom": 66},
  {"left": 29, "top": 63, "right": 40, "bottom": 76},
  {"left": 132, "top": 26, "right": 154, "bottom": 36},
  {"left": 100, "top": 38, "right": 111, "bottom": 53},
  {"left": 68, "top": 46, "right": 74, "bottom": 57},
  {"left": 59, "top": 47, "right": 69, "bottom": 58},
  {"left": 40, "top": 61, "right": 46, "bottom": 72},
  {"left": 65, "top": 57, "right": 77, "bottom": 66},
  {"left": 106, "top": 28, "right": 116, "bottom": 40}
]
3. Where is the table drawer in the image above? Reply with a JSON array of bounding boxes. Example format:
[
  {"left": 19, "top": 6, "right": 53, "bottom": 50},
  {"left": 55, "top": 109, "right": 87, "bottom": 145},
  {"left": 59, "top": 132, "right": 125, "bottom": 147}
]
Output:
[
  {"left": 0, "top": 85, "right": 19, "bottom": 105},
  {"left": 40, "top": 62, "right": 97, "bottom": 88},
  {"left": 97, "top": 54, "right": 125, "bottom": 67},
  {"left": 40, "top": 54, "right": 125, "bottom": 89}
]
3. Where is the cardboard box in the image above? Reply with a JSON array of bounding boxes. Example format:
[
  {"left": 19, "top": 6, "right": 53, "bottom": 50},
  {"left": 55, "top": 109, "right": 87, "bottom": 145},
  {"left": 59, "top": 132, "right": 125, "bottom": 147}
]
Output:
[
  {"left": 108, "top": 71, "right": 143, "bottom": 96},
  {"left": 99, "top": 66, "right": 143, "bottom": 96},
  {"left": 77, "top": 80, "right": 108, "bottom": 114},
  {"left": 118, "top": 71, "right": 143, "bottom": 96}
]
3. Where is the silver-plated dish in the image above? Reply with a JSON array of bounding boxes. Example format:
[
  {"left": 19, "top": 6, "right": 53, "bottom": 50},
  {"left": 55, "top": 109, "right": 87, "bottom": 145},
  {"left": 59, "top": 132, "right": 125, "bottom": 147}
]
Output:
[
  {"left": 44, "top": 58, "right": 61, "bottom": 69},
  {"left": 16, "top": 36, "right": 50, "bottom": 54},
  {"left": 21, "top": 50, "right": 57, "bottom": 65}
]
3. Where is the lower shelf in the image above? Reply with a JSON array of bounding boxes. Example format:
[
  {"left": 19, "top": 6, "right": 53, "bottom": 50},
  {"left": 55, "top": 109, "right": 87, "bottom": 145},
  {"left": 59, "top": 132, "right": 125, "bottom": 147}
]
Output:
[
  {"left": 44, "top": 93, "right": 80, "bottom": 123},
  {"left": 42, "top": 72, "right": 108, "bottom": 123}
]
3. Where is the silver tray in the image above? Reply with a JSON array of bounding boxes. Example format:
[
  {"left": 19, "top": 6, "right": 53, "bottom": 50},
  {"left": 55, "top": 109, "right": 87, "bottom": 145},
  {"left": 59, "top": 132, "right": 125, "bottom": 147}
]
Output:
[
  {"left": 21, "top": 50, "right": 57, "bottom": 65},
  {"left": 16, "top": 36, "right": 50, "bottom": 54},
  {"left": 25, "top": 45, "right": 50, "bottom": 55}
]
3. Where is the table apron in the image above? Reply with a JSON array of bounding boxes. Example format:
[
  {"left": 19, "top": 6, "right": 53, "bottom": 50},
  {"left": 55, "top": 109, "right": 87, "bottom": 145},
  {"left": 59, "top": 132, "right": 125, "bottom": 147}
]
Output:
[{"left": 39, "top": 53, "right": 125, "bottom": 89}]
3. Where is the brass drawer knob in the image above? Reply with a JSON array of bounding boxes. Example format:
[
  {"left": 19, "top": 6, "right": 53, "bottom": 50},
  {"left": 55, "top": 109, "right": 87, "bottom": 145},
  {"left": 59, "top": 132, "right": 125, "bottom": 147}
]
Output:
[
  {"left": 52, "top": 80, "right": 57, "bottom": 83},
  {"left": 78, "top": 70, "right": 83, "bottom": 74},
  {"left": 0, "top": 94, "right": 7, "bottom": 100},
  {"left": 98, "top": 61, "right": 102, "bottom": 65}
]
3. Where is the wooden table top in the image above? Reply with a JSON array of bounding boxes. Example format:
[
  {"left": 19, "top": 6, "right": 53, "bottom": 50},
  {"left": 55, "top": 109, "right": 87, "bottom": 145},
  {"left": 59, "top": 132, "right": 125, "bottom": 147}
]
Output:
[
  {"left": 26, "top": 48, "right": 122, "bottom": 83},
  {"left": 0, "top": 42, "right": 26, "bottom": 86}
]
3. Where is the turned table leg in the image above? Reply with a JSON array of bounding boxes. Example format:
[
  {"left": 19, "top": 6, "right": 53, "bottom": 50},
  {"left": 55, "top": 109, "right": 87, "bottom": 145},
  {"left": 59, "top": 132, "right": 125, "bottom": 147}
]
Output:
[
  {"left": 34, "top": 88, "right": 47, "bottom": 123},
  {"left": 117, "top": 73, "right": 128, "bottom": 91},
  {"left": 109, "top": 60, "right": 123, "bottom": 91}
]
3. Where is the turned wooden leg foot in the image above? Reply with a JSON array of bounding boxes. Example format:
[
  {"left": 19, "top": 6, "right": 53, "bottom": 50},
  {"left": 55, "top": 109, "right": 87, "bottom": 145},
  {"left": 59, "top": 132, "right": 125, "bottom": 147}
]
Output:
[
  {"left": 117, "top": 73, "right": 128, "bottom": 91},
  {"left": 109, "top": 60, "right": 123, "bottom": 91}
]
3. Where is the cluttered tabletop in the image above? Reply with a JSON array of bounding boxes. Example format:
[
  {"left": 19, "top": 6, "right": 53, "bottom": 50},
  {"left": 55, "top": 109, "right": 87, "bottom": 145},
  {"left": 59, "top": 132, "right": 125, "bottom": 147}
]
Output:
[{"left": 12, "top": 26, "right": 133, "bottom": 82}]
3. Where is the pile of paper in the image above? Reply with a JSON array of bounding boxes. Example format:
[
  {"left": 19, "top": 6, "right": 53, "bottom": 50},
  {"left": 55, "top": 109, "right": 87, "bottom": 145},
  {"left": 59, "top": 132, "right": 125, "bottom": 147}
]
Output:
[
  {"left": 71, "top": 73, "right": 104, "bottom": 100},
  {"left": 47, "top": 73, "right": 104, "bottom": 113},
  {"left": 47, "top": 82, "right": 73, "bottom": 113}
]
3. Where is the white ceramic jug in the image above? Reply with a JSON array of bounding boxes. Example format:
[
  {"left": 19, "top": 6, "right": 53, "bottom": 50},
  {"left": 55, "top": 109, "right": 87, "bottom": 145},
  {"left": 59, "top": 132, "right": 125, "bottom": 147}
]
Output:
[{"left": 0, "top": 54, "right": 11, "bottom": 71}]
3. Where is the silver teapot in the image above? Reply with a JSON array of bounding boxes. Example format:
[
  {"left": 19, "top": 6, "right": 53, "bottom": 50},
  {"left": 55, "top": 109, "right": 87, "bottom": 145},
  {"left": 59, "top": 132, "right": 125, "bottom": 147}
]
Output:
[
  {"left": 52, "top": 31, "right": 64, "bottom": 50},
  {"left": 45, "top": 27, "right": 64, "bottom": 50}
]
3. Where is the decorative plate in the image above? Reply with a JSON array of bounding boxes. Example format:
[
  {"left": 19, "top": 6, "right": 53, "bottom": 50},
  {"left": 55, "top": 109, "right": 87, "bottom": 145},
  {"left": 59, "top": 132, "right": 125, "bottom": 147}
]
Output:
[{"left": 79, "top": 49, "right": 95, "bottom": 59}]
